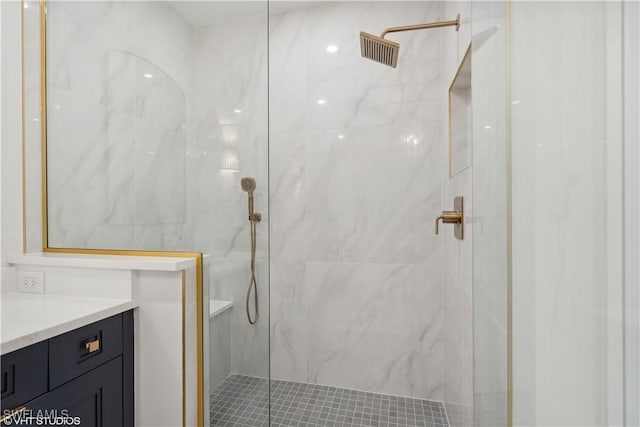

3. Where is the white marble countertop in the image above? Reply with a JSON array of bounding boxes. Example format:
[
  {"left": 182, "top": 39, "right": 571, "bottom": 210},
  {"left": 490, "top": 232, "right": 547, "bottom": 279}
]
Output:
[
  {"left": 8, "top": 252, "right": 196, "bottom": 271},
  {"left": 1, "top": 293, "right": 138, "bottom": 355}
]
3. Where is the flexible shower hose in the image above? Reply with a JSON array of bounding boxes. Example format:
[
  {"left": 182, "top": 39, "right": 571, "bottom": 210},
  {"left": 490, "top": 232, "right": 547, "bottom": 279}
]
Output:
[{"left": 246, "top": 219, "right": 259, "bottom": 325}]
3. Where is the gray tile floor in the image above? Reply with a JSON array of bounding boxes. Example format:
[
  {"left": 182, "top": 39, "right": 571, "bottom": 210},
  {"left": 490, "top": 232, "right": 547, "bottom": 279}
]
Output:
[{"left": 210, "top": 374, "right": 449, "bottom": 427}]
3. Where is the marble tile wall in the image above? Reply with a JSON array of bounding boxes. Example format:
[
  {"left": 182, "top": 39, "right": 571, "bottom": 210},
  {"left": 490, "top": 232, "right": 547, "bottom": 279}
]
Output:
[
  {"left": 470, "top": 2, "right": 508, "bottom": 426},
  {"left": 269, "top": 1, "right": 447, "bottom": 400},
  {"left": 511, "top": 2, "right": 626, "bottom": 425},
  {"left": 45, "top": 1, "right": 195, "bottom": 250},
  {"left": 191, "top": 10, "right": 269, "bottom": 379},
  {"left": 40, "top": 0, "right": 271, "bottom": 379},
  {"left": 441, "top": 2, "right": 473, "bottom": 426}
]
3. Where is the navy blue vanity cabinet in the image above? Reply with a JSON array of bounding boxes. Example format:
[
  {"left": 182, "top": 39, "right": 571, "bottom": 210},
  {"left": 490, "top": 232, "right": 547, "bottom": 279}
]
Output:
[
  {"left": 0, "top": 310, "right": 134, "bottom": 427},
  {"left": 1, "top": 341, "right": 48, "bottom": 411},
  {"left": 26, "top": 357, "right": 123, "bottom": 426}
]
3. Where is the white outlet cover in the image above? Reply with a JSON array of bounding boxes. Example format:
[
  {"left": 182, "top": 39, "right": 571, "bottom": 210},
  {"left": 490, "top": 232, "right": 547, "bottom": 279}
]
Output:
[{"left": 17, "top": 270, "right": 45, "bottom": 294}]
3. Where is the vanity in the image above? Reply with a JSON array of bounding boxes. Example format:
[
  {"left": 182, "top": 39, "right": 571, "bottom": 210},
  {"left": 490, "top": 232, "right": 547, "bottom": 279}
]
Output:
[
  {"left": 1, "top": 310, "right": 134, "bottom": 425},
  {"left": 2, "top": 253, "right": 203, "bottom": 427}
]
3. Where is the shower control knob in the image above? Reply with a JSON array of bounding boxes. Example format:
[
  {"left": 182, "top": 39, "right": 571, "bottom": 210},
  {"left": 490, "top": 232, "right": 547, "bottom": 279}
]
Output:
[{"left": 435, "top": 196, "right": 464, "bottom": 239}]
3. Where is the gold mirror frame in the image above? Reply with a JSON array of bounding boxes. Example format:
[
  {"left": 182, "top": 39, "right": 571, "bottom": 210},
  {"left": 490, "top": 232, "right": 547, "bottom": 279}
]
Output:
[{"left": 23, "top": 1, "right": 205, "bottom": 425}]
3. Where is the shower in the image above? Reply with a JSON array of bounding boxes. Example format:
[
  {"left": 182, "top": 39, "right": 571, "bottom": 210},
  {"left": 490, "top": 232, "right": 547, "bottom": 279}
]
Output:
[
  {"left": 240, "top": 177, "right": 261, "bottom": 325},
  {"left": 360, "top": 14, "right": 460, "bottom": 67}
]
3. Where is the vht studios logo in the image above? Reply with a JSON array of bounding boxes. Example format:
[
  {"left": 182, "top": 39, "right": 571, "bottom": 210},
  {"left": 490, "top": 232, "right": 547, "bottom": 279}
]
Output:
[{"left": 1, "top": 409, "right": 81, "bottom": 426}]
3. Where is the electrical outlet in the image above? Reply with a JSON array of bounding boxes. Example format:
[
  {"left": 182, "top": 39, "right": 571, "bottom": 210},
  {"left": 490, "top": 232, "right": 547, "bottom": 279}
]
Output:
[{"left": 17, "top": 271, "right": 45, "bottom": 294}]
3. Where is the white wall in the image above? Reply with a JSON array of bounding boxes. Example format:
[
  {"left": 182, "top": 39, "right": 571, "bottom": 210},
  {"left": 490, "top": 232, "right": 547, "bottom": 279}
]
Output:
[
  {"left": 1, "top": 0, "right": 23, "bottom": 292},
  {"left": 511, "top": 2, "right": 625, "bottom": 425},
  {"left": 269, "top": 1, "right": 446, "bottom": 400},
  {"left": 623, "top": 1, "right": 640, "bottom": 425}
]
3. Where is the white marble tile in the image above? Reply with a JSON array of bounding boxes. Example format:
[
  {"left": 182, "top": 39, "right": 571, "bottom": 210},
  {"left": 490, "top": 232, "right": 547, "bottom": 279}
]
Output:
[
  {"left": 192, "top": 14, "right": 268, "bottom": 134},
  {"left": 133, "top": 119, "right": 186, "bottom": 225},
  {"left": 510, "top": 3, "right": 625, "bottom": 425},
  {"left": 269, "top": 131, "right": 307, "bottom": 261},
  {"left": 440, "top": 8, "right": 473, "bottom": 415},
  {"left": 210, "top": 259, "right": 269, "bottom": 378},
  {"left": 45, "top": 1, "right": 195, "bottom": 251},
  {"left": 105, "top": 111, "right": 135, "bottom": 226},
  {"left": 231, "top": 260, "right": 270, "bottom": 378},
  {"left": 209, "top": 309, "right": 231, "bottom": 390},
  {"left": 268, "top": 10, "right": 307, "bottom": 132},
  {"left": 22, "top": 1, "right": 41, "bottom": 80},
  {"left": 305, "top": 261, "right": 443, "bottom": 400},
  {"left": 473, "top": 304, "right": 507, "bottom": 427},
  {"left": 267, "top": 1, "right": 449, "bottom": 400},
  {"left": 130, "top": 2, "right": 193, "bottom": 96},
  {"left": 304, "top": 124, "right": 441, "bottom": 264},
  {"left": 23, "top": 74, "right": 44, "bottom": 251},
  {"left": 471, "top": 0, "right": 508, "bottom": 331},
  {"left": 471, "top": 2, "right": 508, "bottom": 426},
  {"left": 270, "top": 260, "right": 306, "bottom": 382}
]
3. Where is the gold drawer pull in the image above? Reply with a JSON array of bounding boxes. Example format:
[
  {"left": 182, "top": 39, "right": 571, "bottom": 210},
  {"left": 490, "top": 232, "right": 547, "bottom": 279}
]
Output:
[
  {"left": 0, "top": 406, "right": 26, "bottom": 422},
  {"left": 85, "top": 339, "right": 100, "bottom": 353}
]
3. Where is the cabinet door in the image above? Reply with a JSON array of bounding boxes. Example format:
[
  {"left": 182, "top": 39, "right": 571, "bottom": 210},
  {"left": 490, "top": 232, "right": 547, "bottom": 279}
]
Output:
[
  {"left": 1, "top": 341, "right": 48, "bottom": 411},
  {"left": 26, "top": 357, "right": 122, "bottom": 427}
]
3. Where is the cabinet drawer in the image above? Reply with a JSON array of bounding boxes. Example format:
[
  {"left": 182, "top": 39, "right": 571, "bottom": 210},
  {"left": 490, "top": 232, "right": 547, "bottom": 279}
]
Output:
[
  {"left": 1, "top": 341, "right": 48, "bottom": 411},
  {"left": 26, "top": 356, "right": 123, "bottom": 426},
  {"left": 49, "top": 314, "right": 123, "bottom": 389}
]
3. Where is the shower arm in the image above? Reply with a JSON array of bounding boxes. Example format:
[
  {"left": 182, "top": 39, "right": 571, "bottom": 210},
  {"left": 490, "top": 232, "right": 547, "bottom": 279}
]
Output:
[{"left": 380, "top": 14, "right": 460, "bottom": 38}]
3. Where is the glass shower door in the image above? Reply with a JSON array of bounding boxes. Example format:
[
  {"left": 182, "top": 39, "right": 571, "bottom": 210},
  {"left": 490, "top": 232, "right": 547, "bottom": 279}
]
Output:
[
  {"left": 197, "top": 2, "right": 271, "bottom": 425},
  {"left": 471, "top": 1, "right": 628, "bottom": 426},
  {"left": 509, "top": 2, "right": 625, "bottom": 425},
  {"left": 38, "top": 1, "right": 270, "bottom": 425}
]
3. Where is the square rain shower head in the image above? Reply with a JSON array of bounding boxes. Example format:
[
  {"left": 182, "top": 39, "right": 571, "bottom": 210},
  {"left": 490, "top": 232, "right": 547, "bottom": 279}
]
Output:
[{"left": 360, "top": 31, "right": 400, "bottom": 68}]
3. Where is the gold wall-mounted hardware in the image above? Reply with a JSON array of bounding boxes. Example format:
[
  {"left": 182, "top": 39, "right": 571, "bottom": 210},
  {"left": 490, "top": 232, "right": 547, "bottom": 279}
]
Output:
[
  {"left": 85, "top": 339, "right": 100, "bottom": 353},
  {"left": 380, "top": 14, "right": 460, "bottom": 38},
  {"left": 435, "top": 196, "right": 464, "bottom": 239},
  {"left": 360, "top": 14, "right": 460, "bottom": 68},
  {"left": 240, "top": 177, "right": 260, "bottom": 325}
]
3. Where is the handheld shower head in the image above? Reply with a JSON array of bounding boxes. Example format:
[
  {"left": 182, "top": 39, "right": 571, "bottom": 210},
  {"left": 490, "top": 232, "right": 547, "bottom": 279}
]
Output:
[
  {"left": 240, "top": 176, "right": 261, "bottom": 326},
  {"left": 241, "top": 177, "right": 256, "bottom": 193},
  {"left": 241, "top": 177, "right": 260, "bottom": 223}
]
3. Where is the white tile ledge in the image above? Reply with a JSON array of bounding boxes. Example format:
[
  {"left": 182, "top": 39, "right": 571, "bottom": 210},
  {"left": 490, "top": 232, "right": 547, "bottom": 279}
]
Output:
[
  {"left": 8, "top": 252, "right": 197, "bottom": 272},
  {"left": 1, "top": 293, "right": 138, "bottom": 355},
  {"left": 209, "top": 299, "right": 233, "bottom": 318}
]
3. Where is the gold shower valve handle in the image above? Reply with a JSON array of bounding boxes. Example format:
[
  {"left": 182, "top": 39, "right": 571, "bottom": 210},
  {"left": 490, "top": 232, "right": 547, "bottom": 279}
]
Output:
[
  {"left": 435, "top": 212, "right": 461, "bottom": 233},
  {"left": 435, "top": 196, "right": 464, "bottom": 239}
]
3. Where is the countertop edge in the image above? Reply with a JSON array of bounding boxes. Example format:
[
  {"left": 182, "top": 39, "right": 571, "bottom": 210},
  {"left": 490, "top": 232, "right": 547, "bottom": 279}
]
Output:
[
  {"left": 1, "top": 300, "right": 139, "bottom": 355},
  {"left": 7, "top": 253, "right": 196, "bottom": 272}
]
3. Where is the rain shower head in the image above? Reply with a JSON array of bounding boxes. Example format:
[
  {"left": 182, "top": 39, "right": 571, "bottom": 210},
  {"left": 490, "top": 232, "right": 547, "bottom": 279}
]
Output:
[
  {"left": 360, "top": 14, "right": 460, "bottom": 69},
  {"left": 241, "top": 177, "right": 256, "bottom": 193},
  {"left": 360, "top": 32, "right": 400, "bottom": 68}
]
